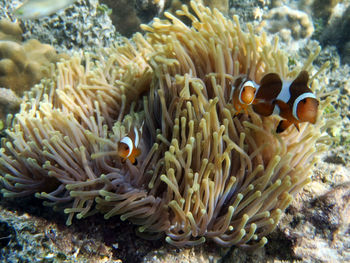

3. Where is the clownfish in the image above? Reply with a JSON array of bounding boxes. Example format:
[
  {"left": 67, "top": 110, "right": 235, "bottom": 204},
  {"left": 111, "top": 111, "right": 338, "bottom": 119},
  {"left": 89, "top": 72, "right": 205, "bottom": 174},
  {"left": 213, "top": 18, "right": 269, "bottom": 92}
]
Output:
[
  {"left": 231, "top": 75, "right": 259, "bottom": 114},
  {"left": 252, "top": 70, "right": 319, "bottom": 133},
  {"left": 117, "top": 125, "right": 142, "bottom": 165}
]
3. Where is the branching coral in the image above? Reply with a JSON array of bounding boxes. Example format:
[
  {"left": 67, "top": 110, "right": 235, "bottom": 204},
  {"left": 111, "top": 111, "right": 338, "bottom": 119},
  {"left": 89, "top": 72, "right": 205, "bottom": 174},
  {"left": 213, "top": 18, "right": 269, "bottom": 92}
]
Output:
[{"left": 0, "top": 1, "right": 334, "bottom": 248}]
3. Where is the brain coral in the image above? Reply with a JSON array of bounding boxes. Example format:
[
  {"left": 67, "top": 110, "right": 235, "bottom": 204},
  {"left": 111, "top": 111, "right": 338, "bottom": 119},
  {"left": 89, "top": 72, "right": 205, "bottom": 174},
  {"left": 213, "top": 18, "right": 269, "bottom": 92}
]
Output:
[{"left": 0, "top": 1, "right": 333, "bottom": 248}]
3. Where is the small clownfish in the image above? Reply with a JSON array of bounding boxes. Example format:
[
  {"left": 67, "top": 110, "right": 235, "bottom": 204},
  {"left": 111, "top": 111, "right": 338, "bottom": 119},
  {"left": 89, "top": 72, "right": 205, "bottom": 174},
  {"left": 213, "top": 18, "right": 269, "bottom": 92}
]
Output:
[
  {"left": 231, "top": 75, "right": 259, "bottom": 114},
  {"left": 252, "top": 70, "right": 319, "bottom": 133},
  {"left": 117, "top": 126, "right": 142, "bottom": 165}
]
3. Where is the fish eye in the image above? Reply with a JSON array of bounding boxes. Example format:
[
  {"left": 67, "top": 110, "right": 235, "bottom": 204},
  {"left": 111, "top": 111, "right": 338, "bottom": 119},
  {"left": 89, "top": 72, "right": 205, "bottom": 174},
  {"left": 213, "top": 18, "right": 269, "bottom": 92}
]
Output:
[{"left": 301, "top": 98, "right": 307, "bottom": 104}]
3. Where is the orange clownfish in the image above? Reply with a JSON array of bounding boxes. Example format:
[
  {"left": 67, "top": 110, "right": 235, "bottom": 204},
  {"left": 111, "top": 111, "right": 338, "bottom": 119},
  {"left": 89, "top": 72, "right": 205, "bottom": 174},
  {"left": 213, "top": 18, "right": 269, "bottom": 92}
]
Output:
[
  {"left": 253, "top": 70, "right": 319, "bottom": 133},
  {"left": 117, "top": 126, "right": 142, "bottom": 165},
  {"left": 231, "top": 75, "right": 259, "bottom": 114}
]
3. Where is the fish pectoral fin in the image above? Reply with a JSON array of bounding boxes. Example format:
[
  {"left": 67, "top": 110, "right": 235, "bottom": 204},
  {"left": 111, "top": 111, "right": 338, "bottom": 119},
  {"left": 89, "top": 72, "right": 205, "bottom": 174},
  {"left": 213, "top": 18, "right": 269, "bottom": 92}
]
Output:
[
  {"left": 243, "top": 108, "right": 249, "bottom": 115},
  {"left": 276, "top": 119, "right": 292, "bottom": 133},
  {"left": 253, "top": 102, "right": 274, "bottom": 116}
]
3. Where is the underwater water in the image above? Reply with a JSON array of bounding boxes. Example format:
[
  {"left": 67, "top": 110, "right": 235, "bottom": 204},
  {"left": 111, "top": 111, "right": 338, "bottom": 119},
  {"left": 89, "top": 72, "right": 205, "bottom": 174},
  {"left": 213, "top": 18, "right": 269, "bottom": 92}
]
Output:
[{"left": 0, "top": 0, "right": 349, "bottom": 262}]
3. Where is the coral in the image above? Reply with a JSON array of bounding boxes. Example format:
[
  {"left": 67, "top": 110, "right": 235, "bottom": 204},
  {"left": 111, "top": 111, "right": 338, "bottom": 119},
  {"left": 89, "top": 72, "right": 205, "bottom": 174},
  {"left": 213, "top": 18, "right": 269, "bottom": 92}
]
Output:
[
  {"left": 229, "top": 0, "right": 265, "bottom": 22},
  {"left": 100, "top": 0, "right": 229, "bottom": 37},
  {"left": 100, "top": 0, "right": 141, "bottom": 37},
  {"left": 3, "top": 0, "right": 118, "bottom": 54},
  {"left": 100, "top": 0, "right": 172, "bottom": 37},
  {"left": 0, "top": 203, "right": 115, "bottom": 262},
  {"left": 278, "top": 159, "right": 350, "bottom": 262},
  {"left": 319, "top": 5, "right": 350, "bottom": 64},
  {"left": 0, "top": 19, "right": 22, "bottom": 42},
  {"left": 202, "top": 0, "right": 229, "bottom": 14},
  {"left": 0, "top": 19, "right": 67, "bottom": 96},
  {"left": 0, "top": 1, "right": 333, "bottom": 248},
  {"left": 0, "top": 88, "right": 21, "bottom": 124},
  {"left": 310, "top": 0, "right": 341, "bottom": 21},
  {"left": 258, "top": 6, "right": 314, "bottom": 42}
]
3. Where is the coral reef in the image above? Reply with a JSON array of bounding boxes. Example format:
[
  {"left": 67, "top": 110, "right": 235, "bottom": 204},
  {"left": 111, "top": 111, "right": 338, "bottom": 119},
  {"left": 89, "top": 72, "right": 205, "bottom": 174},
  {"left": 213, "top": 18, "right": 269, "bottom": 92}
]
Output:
[
  {"left": 269, "top": 37, "right": 350, "bottom": 263},
  {"left": 0, "top": 88, "right": 21, "bottom": 125},
  {"left": 101, "top": 0, "right": 172, "bottom": 37},
  {"left": 100, "top": 0, "right": 230, "bottom": 38},
  {"left": 0, "top": 19, "right": 22, "bottom": 42},
  {"left": 318, "top": 5, "right": 350, "bottom": 64},
  {"left": 0, "top": 19, "right": 66, "bottom": 96},
  {"left": 0, "top": 205, "right": 114, "bottom": 262},
  {"left": 258, "top": 6, "right": 314, "bottom": 42},
  {"left": 0, "top": 1, "right": 333, "bottom": 249},
  {"left": 0, "top": 18, "right": 70, "bottom": 129},
  {"left": 0, "top": 0, "right": 119, "bottom": 54},
  {"left": 0, "top": 198, "right": 161, "bottom": 262},
  {"left": 288, "top": 173, "right": 350, "bottom": 262},
  {"left": 100, "top": 0, "right": 173, "bottom": 37},
  {"left": 309, "top": 0, "right": 341, "bottom": 21},
  {"left": 202, "top": 0, "right": 229, "bottom": 14},
  {"left": 100, "top": 0, "right": 141, "bottom": 37}
]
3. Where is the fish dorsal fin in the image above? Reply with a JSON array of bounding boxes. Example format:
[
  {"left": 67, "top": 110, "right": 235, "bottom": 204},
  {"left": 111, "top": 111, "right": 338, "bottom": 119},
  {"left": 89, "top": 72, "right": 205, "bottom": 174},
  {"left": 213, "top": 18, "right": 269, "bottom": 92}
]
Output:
[
  {"left": 260, "top": 73, "right": 282, "bottom": 86},
  {"left": 133, "top": 126, "right": 140, "bottom": 148},
  {"left": 293, "top": 70, "right": 309, "bottom": 85},
  {"left": 289, "top": 71, "right": 312, "bottom": 105},
  {"left": 256, "top": 73, "right": 282, "bottom": 101},
  {"left": 130, "top": 121, "right": 144, "bottom": 148}
]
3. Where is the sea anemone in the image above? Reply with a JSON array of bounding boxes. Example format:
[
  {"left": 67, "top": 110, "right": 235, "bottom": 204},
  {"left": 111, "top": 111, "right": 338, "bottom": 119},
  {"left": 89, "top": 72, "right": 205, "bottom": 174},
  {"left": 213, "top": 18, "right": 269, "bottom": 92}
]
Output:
[{"left": 0, "top": 1, "right": 334, "bottom": 248}]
